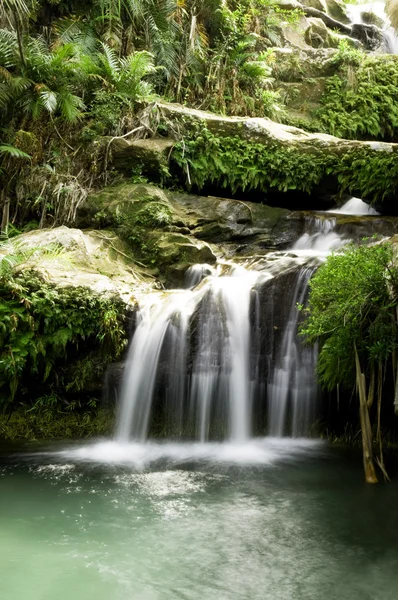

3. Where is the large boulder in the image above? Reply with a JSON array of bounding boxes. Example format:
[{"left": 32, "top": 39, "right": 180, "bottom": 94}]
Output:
[
  {"left": 143, "top": 103, "right": 398, "bottom": 213},
  {"left": 82, "top": 184, "right": 297, "bottom": 275},
  {"left": 78, "top": 185, "right": 219, "bottom": 286},
  {"left": 0, "top": 226, "right": 153, "bottom": 303}
]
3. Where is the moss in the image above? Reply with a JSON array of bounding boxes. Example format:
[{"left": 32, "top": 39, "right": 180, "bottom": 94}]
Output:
[
  {"left": 0, "top": 407, "right": 115, "bottom": 442},
  {"left": 317, "top": 53, "right": 398, "bottom": 141},
  {"left": 171, "top": 128, "right": 398, "bottom": 206}
]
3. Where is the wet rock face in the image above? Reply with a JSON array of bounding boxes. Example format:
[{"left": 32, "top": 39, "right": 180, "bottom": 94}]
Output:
[
  {"left": 102, "top": 363, "right": 126, "bottom": 407},
  {"left": 351, "top": 23, "right": 384, "bottom": 50},
  {"left": 81, "top": 184, "right": 298, "bottom": 285}
]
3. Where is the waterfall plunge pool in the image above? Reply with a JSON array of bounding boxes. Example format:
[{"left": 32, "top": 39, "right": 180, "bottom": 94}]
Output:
[{"left": 1, "top": 440, "right": 398, "bottom": 600}]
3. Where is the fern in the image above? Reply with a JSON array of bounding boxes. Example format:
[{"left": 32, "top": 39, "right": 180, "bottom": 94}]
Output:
[{"left": 0, "top": 144, "right": 31, "bottom": 159}]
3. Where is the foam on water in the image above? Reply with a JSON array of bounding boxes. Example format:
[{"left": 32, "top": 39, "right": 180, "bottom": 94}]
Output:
[
  {"left": 52, "top": 438, "right": 323, "bottom": 469},
  {"left": 329, "top": 197, "right": 379, "bottom": 216}
]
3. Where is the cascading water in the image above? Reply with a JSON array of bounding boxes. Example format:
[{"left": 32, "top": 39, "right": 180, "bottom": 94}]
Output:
[
  {"left": 117, "top": 265, "right": 266, "bottom": 443},
  {"left": 346, "top": 2, "right": 398, "bottom": 53},
  {"left": 267, "top": 268, "right": 319, "bottom": 437},
  {"left": 328, "top": 196, "right": 379, "bottom": 216},
  {"left": 292, "top": 217, "right": 340, "bottom": 254},
  {"left": 116, "top": 197, "right": 379, "bottom": 443}
]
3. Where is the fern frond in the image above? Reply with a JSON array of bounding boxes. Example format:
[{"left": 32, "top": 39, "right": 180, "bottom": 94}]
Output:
[{"left": 0, "top": 144, "right": 31, "bottom": 160}]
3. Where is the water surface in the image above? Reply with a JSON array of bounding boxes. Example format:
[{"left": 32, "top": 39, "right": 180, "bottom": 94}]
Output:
[{"left": 1, "top": 440, "right": 397, "bottom": 600}]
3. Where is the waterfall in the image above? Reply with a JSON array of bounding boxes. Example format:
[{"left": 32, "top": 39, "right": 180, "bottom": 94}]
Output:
[
  {"left": 346, "top": 2, "right": 398, "bottom": 53},
  {"left": 116, "top": 293, "right": 193, "bottom": 441},
  {"left": 117, "top": 266, "right": 264, "bottom": 443},
  {"left": 292, "top": 217, "right": 341, "bottom": 254},
  {"left": 328, "top": 196, "right": 379, "bottom": 216},
  {"left": 267, "top": 268, "right": 318, "bottom": 437},
  {"left": 116, "top": 204, "right": 377, "bottom": 443}
]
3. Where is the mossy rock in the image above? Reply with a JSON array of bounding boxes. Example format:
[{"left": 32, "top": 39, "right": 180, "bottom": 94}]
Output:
[
  {"left": 154, "top": 231, "right": 217, "bottom": 287},
  {"left": 109, "top": 137, "right": 174, "bottom": 182},
  {"left": 80, "top": 184, "right": 218, "bottom": 284},
  {"left": 271, "top": 47, "right": 338, "bottom": 82},
  {"left": 84, "top": 183, "right": 296, "bottom": 258},
  {"left": 0, "top": 226, "right": 152, "bottom": 301},
  {"left": 301, "top": 0, "right": 350, "bottom": 24},
  {"left": 323, "top": 0, "right": 350, "bottom": 24},
  {"left": 361, "top": 10, "right": 384, "bottom": 28},
  {"left": 154, "top": 103, "right": 398, "bottom": 212},
  {"left": 305, "top": 18, "right": 332, "bottom": 47}
]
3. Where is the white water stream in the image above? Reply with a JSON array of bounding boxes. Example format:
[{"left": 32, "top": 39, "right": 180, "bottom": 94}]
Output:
[
  {"left": 116, "top": 197, "right": 379, "bottom": 443},
  {"left": 346, "top": 2, "right": 398, "bottom": 53}
]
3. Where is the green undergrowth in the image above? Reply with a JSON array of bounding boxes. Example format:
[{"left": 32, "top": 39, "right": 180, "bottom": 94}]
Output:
[
  {"left": 317, "top": 51, "right": 398, "bottom": 141},
  {"left": 171, "top": 129, "right": 398, "bottom": 205},
  {"left": 0, "top": 269, "right": 129, "bottom": 410},
  {"left": 0, "top": 406, "right": 115, "bottom": 442}
]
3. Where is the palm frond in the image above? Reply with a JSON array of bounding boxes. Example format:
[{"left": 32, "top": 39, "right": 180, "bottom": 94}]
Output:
[
  {"left": 100, "top": 42, "right": 120, "bottom": 77},
  {"left": 0, "top": 144, "right": 31, "bottom": 159},
  {"left": 0, "top": 0, "right": 30, "bottom": 19},
  {"left": 39, "top": 88, "right": 57, "bottom": 113},
  {"left": 0, "top": 29, "right": 18, "bottom": 68},
  {"left": 57, "top": 90, "right": 85, "bottom": 122}
]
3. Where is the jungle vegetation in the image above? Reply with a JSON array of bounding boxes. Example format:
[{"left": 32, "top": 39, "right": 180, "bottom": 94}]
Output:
[
  {"left": 0, "top": 0, "right": 299, "bottom": 233},
  {"left": 300, "top": 241, "right": 398, "bottom": 483},
  {"left": 2, "top": 0, "right": 398, "bottom": 471}
]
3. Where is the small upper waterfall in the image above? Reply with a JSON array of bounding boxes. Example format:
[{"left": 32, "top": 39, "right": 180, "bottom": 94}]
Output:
[
  {"left": 116, "top": 198, "right": 380, "bottom": 443},
  {"left": 328, "top": 196, "right": 379, "bottom": 216},
  {"left": 346, "top": 2, "right": 398, "bottom": 53},
  {"left": 292, "top": 217, "right": 341, "bottom": 254}
]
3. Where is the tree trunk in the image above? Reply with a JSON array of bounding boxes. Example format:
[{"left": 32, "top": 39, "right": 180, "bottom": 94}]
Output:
[
  {"left": 1, "top": 199, "right": 10, "bottom": 235},
  {"left": 355, "top": 347, "right": 378, "bottom": 483},
  {"left": 13, "top": 11, "right": 26, "bottom": 68}
]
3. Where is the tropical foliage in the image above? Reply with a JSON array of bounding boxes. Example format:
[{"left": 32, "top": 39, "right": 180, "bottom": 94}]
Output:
[
  {"left": 300, "top": 242, "right": 398, "bottom": 482},
  {"left": 0, "top": 264, "right": 129, "bottom": 408},
  {"left": 0, "top": 0, "right": 294, "bottom": 232},
  {"left": 317, "top": 45, "right": 398, "bottom": 141},
  {"left": 171, "top": 128, "right": 398, "bottom": 204}
]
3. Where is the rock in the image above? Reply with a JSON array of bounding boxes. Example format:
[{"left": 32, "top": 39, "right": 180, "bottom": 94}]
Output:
[
  {"left": 153, "top": 102, "right": 398, "bottom": 212},
  {"left": 305, "top": 18, "right": 332, "bottom": 47},
  {"left": 300, "top": 3, "right": 351, "bottom": 33},
  {"left": 79, "top": 184, "right": 219, "bottom": 286},
  {"left": 271, "top": 47, "right": 338, "bottom": 82},
  {"left": 300, "top": 0, "right": 325, "bottom": 12},
  {"left": 109, "top": 137, "right": 174, "bottom": 180},
  {"left": 323, "top": 0, "right": 350, "bottom": 24},
  {"left": 361, "top": 10, "right": 385, "bottom": 28},
  {"left": 0, "top": 226, "right": 154, "bottom": 304},
  {"left": 154, "top": 231, "right": 216, "bottom": 287},
  {"left": 351, "top": 23, "right": 384, "bottom": 50},
  {"left": 280, "top": 15, "right": 313, "bottom": 49},
  {"left": 85, "top": 183, "right": 296, "bottom": 258},
  {"left": 301, "top": 0, "right": 350, "bottom": 24}
]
